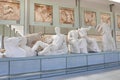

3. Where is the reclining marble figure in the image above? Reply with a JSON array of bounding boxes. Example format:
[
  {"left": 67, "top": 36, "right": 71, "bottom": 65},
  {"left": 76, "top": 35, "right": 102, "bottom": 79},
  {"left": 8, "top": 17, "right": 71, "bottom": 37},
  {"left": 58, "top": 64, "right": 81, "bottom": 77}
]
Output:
[
  {"left": 4, "top": 37, "right": 26, "bottom": 57},
  {"left": 32, "top": 27, "right": 68, "bottom": 55},
  {"left": 68, "top": 29, "right": 88, "bottom": 53},
  {"left": 96, "top": 22, "right": 116, "bottom": 51},
  {"left": 78, "top": 26, "right": 101, "bottom": 52},
  {"left": 19, "top": 37, "right": 36, "bottom": 57},
  {"left": 4, "top": 36, "right": 36, "bottom": 57}
]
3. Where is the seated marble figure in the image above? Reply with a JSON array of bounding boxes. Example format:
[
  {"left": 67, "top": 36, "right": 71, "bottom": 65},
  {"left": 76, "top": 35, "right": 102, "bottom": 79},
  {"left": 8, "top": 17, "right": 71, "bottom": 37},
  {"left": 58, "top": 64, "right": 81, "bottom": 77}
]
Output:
[
  {"left": 68, "top": 26, "right": 100, "bottom": 53},
  {"left": 96, "top": 22, "right": 116, "bottom": 51},
  {"left": 68, "top": 29, "right": 88, "bottom": 53},
  {"left": 32, "top": 27, "right": 68, "bottom": 55},
  {"left": 78, "top": 26, "right": 101, "bottom": 52}
]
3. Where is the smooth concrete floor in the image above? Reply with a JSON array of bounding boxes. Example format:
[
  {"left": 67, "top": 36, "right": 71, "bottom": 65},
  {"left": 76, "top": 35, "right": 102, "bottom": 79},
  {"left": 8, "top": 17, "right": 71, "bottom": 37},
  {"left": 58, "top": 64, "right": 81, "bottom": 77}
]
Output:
[{"left": 35, "top": 67, "right": 120, "bottom": 80}]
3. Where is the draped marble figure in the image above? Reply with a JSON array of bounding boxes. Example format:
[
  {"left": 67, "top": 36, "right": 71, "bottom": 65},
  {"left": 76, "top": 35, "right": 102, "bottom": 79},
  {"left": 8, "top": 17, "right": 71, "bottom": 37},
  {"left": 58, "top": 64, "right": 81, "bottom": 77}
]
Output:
[
  {"left": 32, "top": 27, "right": 68, "bottom": 55},
  {"left": 78, "top": 26, "right": 101, "bottom": 52},
  {"left": 68, "top": 29, "right": 88, "bottom": 53},
  {"left": 96, "top": 22, "right": 116, "bottom": 51},
  {"left": 68, "top": 26, "right": 100, "bottom": 53}
]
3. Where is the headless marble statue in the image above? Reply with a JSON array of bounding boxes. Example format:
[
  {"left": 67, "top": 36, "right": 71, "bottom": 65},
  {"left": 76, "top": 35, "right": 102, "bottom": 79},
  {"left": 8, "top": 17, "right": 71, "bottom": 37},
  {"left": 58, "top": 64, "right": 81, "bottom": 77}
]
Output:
[
  {"left": 96, "top": 22, "right": 116, "bottom": 51},
  {"left": 4, "top": 37, "right": 36, "bottom": 57},
  {"left": 68, "top": 30, "right": 88, "bottom": 53},
  {"left": 32, "top": 27, "right": 68, "bottom": 55},
  {"left": 78, "top": 26, "right": 101, "bottom": 52}
]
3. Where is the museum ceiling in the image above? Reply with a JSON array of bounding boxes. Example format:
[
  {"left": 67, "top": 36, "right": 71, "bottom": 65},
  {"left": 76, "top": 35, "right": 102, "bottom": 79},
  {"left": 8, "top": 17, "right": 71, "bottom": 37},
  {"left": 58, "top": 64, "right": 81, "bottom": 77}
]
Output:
[{"left": 81, "top": 0, "right": 120, "bottom": 6}]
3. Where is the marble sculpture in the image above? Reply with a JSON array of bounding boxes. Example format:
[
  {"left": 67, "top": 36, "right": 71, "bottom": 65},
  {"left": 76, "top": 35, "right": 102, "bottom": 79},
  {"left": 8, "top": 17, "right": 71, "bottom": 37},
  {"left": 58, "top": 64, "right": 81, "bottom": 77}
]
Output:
[
  {"left": 78, "top": 26, "right": 101, "bottom": 52},
  {"left": 19, "top": 37, "right": 36, "bottom": 57},
  {"left": 96, "top": 22, "right": 116, "bottom": 51},
  {"left": 68, "top": 26, "right": 101, "bottom": 53},
  {"left": 4, "top": 37, "right": 26, "bottom": 57},
  {"left": 32, "top": 27, "right": 68, "bottom": 55},
  {"left": 1, "top": 23, "right": 116, "bottom": 58},
  {"left": 68, "top": 29, "right": 88, "bottom": 53}
]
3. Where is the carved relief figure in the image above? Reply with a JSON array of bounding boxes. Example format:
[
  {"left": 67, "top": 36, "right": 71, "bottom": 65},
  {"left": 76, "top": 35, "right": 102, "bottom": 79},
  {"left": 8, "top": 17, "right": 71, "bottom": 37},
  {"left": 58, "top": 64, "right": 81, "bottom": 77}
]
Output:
[
  {"left": 34, "top": 4, "right": 53, "bottom": 23},
  {"left": 0, "top": 0, "right": 20, "bottom": 20},
  {"left": 0, "top": 0, "right": 17, "bottom": 2},
  {"left": 117, "top": 15, "right": 120, "bottom": 28},
  {"left": 84, "top": 11, "right": 96, "bottom": 26},
  {"left": 100, "top": 13, "right": 111, "bottom": 25},
  {"left": 60, "top": 8, "right": 74, "bottom": 24}
]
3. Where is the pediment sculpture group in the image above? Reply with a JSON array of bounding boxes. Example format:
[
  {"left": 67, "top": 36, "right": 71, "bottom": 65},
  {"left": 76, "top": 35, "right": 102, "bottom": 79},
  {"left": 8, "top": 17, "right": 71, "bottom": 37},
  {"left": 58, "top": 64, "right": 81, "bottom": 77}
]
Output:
[{"left": 0, "top": 22, "right": 116, "bottom": 58}]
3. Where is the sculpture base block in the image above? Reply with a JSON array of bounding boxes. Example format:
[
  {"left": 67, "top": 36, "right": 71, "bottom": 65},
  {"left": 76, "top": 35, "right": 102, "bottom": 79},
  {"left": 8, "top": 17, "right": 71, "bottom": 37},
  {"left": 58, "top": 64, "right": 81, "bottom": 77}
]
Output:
[{"left": 0, "top": 51, "right": 119, "bottom": 80}]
